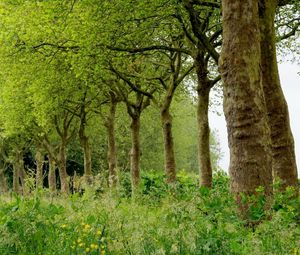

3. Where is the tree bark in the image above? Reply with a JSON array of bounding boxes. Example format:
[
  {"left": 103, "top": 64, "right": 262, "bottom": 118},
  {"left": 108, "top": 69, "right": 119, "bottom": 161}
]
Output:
[
  {"left": 105, "top": 95, "right": 118, "bottom": 187},
  {"left": 35, "top": 144, "right": 44, "bottom": 189},
  {"left": 219, "top": 0, "right": 272, "bottom": 199},
  {"left": 195, "top": 52, "right": 213, "bottom": 188},
  {"left": 197, "top": 86, "right": 212, "bottom": 187},
  {"left": 259, "top": 0, "right": 298, "bottom": 190},
  {"left": 0, "top": 168, "right": 8, "bottom": 193},
  {"left": 58, "top": 140, "right": 69, "bottom": 194},
  {"left": 130, "top": 115, "right": 141, "bottom": 189},
  {"left": 48, "top": 154, "right": 56, "bottom": 193},
  {"left": 161, "top": 104, "right": 176, "bottom": 184}
]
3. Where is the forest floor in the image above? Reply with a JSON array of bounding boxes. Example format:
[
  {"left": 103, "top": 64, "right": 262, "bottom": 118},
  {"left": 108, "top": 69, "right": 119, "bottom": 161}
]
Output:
[{"left": 0, "top": 172, "right": 299, "bottom": 255}]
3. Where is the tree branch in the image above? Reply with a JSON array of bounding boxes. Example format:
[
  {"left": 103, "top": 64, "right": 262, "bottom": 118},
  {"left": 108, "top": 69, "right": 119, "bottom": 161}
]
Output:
[
  {"left": 106, "top": 45, "right": 192, "bottom": 56},
  {"left": 109, "top": 64, "right": 154, "bottom": 99},
  {"left": 175, "top": 64, "right": 195, "bottom": 86},
  {"left": 189, "top": 0, "right": 221, "bottom": 8},
  {"left": 182, "top": 0, "right": 220, "bottom": 63}
]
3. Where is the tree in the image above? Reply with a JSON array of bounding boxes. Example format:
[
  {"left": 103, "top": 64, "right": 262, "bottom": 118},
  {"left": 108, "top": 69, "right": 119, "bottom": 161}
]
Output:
[
  {"left": 219, "top": 0, "right": 273, "bottom": 206},
  {"left": 259, "top": 0, "right": 299, "bottom": 190}
]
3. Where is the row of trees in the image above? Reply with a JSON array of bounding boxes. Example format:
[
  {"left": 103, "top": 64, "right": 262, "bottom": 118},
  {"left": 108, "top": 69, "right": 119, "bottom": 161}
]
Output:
[{"left": 0, "top": 0, "right": 299, "bottom": 201}]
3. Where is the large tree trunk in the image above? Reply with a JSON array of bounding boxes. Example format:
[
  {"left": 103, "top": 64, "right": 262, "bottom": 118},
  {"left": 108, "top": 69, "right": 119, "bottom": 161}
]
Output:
[
  {"left": 0, "top": 168, "right": 8, "bottom": 193},
  {"left": 219, "top": 0, "right": 273, "bottom": 200},
  {"left": 35, "top": 145, "right": 44, "bottom": 189},
  {"left": 197, "top": 86, "right": 212, "bottom": 187},
  {"left": 48, "top": 154, "right": 56, "bottom": 193},
  {"left": 161, "top": 105, "right": 176, "bottom": 184},
  {"left": 105, "top": 96, "right": 118, "bottom": 187},
  {"left": 58, "top": 141, "right": 69, "bottom": 194},
  {"left": 130, "top": 115, "right": 141, "bottom": 190},
  {"left": 259, "top": 0, "right": 298, "bottom": 190}
]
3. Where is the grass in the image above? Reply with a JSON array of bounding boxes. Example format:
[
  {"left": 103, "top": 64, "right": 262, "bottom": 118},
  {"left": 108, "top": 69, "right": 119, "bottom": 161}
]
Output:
[{"left": 0, "top": 171, "right": 299, "bottom": 255}]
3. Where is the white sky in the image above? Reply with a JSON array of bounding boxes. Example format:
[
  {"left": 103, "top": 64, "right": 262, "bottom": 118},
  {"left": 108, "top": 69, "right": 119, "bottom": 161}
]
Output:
[{"left": 209, "top": 62, "right": 300, "bottom": 175}]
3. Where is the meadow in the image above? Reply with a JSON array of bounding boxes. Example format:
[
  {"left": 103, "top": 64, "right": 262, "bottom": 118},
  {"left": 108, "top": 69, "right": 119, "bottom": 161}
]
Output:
[{"left": 0, "top": 172, "right": 299, "bottom": 255}]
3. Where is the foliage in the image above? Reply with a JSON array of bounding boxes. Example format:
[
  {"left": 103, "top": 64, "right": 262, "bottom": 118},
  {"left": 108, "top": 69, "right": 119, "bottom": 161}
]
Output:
[{"left": 0, "top": 172, "right": 299, "bottom": 255}]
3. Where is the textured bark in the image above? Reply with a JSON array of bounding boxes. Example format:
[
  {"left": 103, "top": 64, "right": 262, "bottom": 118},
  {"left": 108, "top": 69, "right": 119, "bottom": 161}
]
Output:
[
  {"left": 0, "top": 169, "right": 8, "bottom": 193},
  {"left": 219, "top": 0, "right": 272, "bottom": 197},
  {"left": 48, "top": 154, "right": 56, "bottom": 193},
  {"left": 105, "top": 95, "right": 118, "bottom": 187},
  {"left": 259, "top": 0, "right": 298, "bottom": 190},
  {"left": 130, "top": 115, "right": 141, "bottom": 189},
  {"left": 161, "top": 104, "right": 176, "bottom": 184},
  {"left": 35, "top": 145, "right": 44, "bottom": 189},
  {"left": 58, "top": 140, "right": 69, "bottom": 194},
  {"left": 195, "top": 52, "right": 213, "bottom": 188}
]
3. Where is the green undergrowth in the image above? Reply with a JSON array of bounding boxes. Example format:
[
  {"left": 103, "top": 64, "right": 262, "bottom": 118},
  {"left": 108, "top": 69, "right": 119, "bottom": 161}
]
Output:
[{"left": 0, "top": 171, "right": 299, "bottom": 255}]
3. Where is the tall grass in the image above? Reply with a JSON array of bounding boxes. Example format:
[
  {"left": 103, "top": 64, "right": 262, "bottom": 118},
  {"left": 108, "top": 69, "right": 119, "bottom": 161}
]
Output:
[{"left": 0, "top": 171, "right": 299, "bottom": 255}]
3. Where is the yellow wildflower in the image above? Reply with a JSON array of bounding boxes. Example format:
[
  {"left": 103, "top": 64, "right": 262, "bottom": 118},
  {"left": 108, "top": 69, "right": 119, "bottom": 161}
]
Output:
[
  {"left": 85, "top": 247, "right": 90, "bottom": 252},
  {"left": 84, "top": 224, "right": 91, "bottom": 229},
  {"left": 79, "top": 243, "right": 84, "bottom": 247},
  {"left": 77, "top": 238, "right": 82, "bottom": 243},
  {"left": 61, "top": 224, "right": 67, "bottom": 228},
  {"left": 91, "top": 244, "right": 99, "bottom": 249}
]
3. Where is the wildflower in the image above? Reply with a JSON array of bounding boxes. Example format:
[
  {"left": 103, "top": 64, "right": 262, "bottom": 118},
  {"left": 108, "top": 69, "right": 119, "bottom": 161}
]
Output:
[
  {"left": 61, "top": 224, "right": 67, "bottom": 228},
  {"left": 96, "top": 230, "right": 102, "bottom": 235},
  {"left": 77, "top": 238, "right": 82, "bottom": 243},
  {"left": 100, "top": 250, "right": 105, "bottom": 255},
  {"left": 79, "top": 243, "right": 84, "bottom": 247},
  {"left": 85, "top": 247, "right": 90, "bottom": 252},
  {"left": 91, "top": 244, "right": 98, "bottom": 249},
  {"left": 84, "top": 224, "right": 91, "bottom": 229}
]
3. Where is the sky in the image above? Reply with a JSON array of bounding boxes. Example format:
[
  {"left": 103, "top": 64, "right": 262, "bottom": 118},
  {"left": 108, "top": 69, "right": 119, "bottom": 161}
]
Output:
[{"left": 209, "top": 62, "right": 300, "bottom": 175}]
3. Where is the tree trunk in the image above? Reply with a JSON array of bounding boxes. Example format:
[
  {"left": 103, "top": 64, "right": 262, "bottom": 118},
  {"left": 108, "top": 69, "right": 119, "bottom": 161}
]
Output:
[
  {"left": 79, "top": 135, "right": 92, "bottom": 182},
  {"left": 13, "top": 151, "right": 24, "bottom": 195},
  {"left": 58, "top": 141, "right": 69, "bottom": 194},
  {"left": 13, "top": 161, "right": 20, "bottom": 194},
  {"left": 161, "top": 104, "right": 176, "bottom": 184},
  {"left": 48, "top": 154, "right": 56, "bottom": 193},
  {"left": 219, "top": 0, "right": 272, "bottom": 200},
  {"left": 130, "top": 115, "right": 141, "bottom": 190},
  {"left": 35, "top": 145, "right": 44, "bottom": 189},
  {"left": 106, "top": 97, "right": 118, "bottom": 187},
  {"left": 19, "top": 167, "right": 25, "bottom": 194},
  {"left": 197, "top": 86, "right": 212, "bottom": 188},
  {"left": 0, "top": 168, "right": 8, "bottom": 193},
  {"left": 259, "top": 0, "right": 298, "bottom": 190},
  {"left": 79, "top": 110, "right": 92, "bottom": 183}
]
